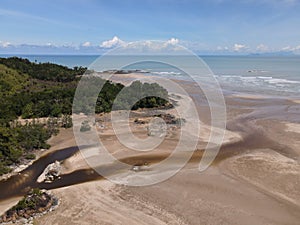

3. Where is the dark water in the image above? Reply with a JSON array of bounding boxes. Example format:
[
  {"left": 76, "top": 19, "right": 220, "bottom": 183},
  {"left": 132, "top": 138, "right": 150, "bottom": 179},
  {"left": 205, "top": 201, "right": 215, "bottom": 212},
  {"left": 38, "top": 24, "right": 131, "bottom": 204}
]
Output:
[{"left": 0, "top": 146, "right": 102, "bottom": 201}]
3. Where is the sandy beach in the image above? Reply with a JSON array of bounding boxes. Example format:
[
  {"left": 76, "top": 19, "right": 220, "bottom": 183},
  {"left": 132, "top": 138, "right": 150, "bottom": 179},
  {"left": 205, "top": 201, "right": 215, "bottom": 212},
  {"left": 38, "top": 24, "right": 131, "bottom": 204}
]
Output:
[{"left": 1, "top": 74, "right": 300, "bottom": 225}]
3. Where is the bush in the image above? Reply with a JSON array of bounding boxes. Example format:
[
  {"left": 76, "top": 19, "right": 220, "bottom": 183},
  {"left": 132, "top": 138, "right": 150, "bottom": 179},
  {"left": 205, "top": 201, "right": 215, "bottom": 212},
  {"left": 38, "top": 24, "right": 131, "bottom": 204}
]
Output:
[
  {"left": 61, "top": 115, "right": 73, "bottom": 128},
  {"left": 25, "top": 153, "right": 36, "bottom": 160},
  {"left": 80, "top": 120, "right": 91, "bottom": 132},
  {"left": 0, "top": 121, "right": 54, "bottom": 175},
  {"left": 0, "top": 162, "right": 11, "bottom": 175},
  {"left": 31, "top": 188, "right": 42, "bottom": 196}
]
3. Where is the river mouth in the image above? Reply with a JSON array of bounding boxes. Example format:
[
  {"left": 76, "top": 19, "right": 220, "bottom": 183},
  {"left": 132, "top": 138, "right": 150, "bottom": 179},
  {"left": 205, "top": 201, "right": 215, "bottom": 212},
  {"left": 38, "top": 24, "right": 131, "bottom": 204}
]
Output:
[
  {"left": 0, "top": 128, "right": 287, "bottom": 202},
  {"left": 0, "top": 93, "right": 299, "bottom": 205}
]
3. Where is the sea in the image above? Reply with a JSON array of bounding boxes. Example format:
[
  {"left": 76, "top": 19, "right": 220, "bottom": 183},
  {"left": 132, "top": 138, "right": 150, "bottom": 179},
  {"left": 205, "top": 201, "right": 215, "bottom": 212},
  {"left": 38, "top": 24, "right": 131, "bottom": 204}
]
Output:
[{"left": 1, "top": 54, "right": 300, "bottom": 98}]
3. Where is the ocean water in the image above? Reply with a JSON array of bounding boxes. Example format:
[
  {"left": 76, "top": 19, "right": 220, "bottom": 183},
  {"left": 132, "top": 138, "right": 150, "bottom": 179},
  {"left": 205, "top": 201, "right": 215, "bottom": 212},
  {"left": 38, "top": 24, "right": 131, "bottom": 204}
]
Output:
[
  {"left": 1, "top": 54, "right": 299, "bottom": 97},
  {"left": 205, "top": 56, "right": 300, "bottom": 97}
]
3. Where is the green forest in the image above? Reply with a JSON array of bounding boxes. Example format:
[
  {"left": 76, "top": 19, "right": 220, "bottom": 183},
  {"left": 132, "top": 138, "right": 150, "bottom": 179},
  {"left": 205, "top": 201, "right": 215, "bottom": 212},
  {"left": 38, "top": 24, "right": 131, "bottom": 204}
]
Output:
[{"left": 0, "top": 57, "right": 169, "bottom": 175}]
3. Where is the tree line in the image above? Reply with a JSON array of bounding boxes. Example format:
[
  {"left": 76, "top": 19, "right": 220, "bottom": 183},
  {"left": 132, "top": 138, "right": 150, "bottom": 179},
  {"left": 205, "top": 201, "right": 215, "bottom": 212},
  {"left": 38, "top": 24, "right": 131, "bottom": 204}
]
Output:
[{"left": 0, "top": 57, "right": 170, "bottom": 175}]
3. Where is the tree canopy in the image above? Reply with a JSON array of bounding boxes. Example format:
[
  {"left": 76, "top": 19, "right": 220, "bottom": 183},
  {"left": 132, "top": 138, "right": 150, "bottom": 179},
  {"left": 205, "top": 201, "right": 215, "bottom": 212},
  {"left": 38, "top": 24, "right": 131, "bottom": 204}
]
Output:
[{"left": 0, "top": 57, "right": 170, "bottom": 175}]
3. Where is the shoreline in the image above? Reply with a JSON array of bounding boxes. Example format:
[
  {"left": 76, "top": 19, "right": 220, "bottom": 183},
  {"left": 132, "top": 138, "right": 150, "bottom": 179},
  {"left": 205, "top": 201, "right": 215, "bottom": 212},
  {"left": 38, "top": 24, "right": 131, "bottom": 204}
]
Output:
[
  {"left": 0, "top": 74, "right": 300, "bottom": 224},
  {"left": 0, "top": 149, "right": 47, "bottom": 182}
]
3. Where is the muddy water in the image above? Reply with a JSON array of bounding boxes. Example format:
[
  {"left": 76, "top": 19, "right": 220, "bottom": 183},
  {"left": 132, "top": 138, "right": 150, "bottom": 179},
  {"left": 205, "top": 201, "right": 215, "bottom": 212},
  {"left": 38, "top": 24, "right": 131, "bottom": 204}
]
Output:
[{"left": 0, "top": 146, "right": 82, "bottom": 200}]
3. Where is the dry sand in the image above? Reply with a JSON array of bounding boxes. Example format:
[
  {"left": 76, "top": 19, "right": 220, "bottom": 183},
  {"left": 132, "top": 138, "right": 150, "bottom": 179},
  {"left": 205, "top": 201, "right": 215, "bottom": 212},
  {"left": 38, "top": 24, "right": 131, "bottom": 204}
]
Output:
[
  {"left": 34, "top": 163, "right": 300, "bottom": 225},
  {"left": 35, "top": 180, "right": 186, "bottom": 225},
  {"left": 291, "top": 99, "right": 300, "bottom": 104},
  {"left": 222, "top": 149, "right": 300, "bottom": 207}
]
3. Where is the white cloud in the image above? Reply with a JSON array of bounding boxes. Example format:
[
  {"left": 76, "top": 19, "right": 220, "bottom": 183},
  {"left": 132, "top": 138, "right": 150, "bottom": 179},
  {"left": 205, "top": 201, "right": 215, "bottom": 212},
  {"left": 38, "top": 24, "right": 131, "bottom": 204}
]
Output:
[
  {"left": 256, "top": 44, "right": 269, "bottom": 52},
  {"left": 166, "top": 38, "right": 179, "bottom": 45},
  {"left": 233, "top": 43, "right": 247, "bottom": 52},
  {"left": 281, "top": 46, "right": 292, "bottom": 51},
  {"left": 2, "top": 39, "right": 300, "bottom": 55},
  {"left": 123, "top": 40, "right": 183, "bottom": 53},
  {"left": 216, "top": 46, "right": 229, "bottom": 51},
  {"left": 82, "top": 41, "right": 91, "bottom": 47},
  {"left": 281, "top": 45, "right": 300, "bottom": 52},
  {"left": 98, "top": 37, "right": 180, "bottom": 52},
  {"left": 100, "top": 36, "right": 125, "bottom": 48},
  {"left": 160, "top": 38, "right": 181, "bottom": 51},
  {"left": 0, "top": 41, "right": 11, "bottom": 48}
]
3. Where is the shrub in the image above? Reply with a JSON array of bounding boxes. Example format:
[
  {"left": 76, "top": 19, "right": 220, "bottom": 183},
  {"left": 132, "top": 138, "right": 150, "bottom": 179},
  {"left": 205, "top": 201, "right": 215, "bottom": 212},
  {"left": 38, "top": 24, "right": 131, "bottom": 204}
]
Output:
[
  {"left": 80, "top": 120, "right": 91, "bottom": 132},
  {"left": 25, "top": 153, "right": 36, "bottom": 160}
]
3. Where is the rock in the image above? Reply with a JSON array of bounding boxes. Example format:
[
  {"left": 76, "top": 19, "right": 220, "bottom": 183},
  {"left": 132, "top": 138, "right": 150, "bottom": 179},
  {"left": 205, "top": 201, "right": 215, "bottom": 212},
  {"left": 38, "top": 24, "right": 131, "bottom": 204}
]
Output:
[
  {"left": 1, "top": 191, "right": 57, "bottom": 224},
  {"left": 147, "top": 118, "right": 167, "bottom": 137},
  {"left": 132, "top": 165, "right": 140, "bottom": 172},
  {"left": 17, "top": 209, "right": 25, "bottom": 216},
  {"left": 14, "top": 164, "right": 28, "bottom": 173},
  {"left": 11, "top": 213, "right": 17, "bottom": 223},
  {"left": 134, "top": 118, "right": 145, "bottom": 124},
  {"left": 37, "top": 161, "right": 61, "bottom": 183},
  {"left": 1, "top": 214, "right": 7, "bottom": 223},
  {"left": 19, "top": 218, "right": 27, "bottom": 223},
  {"left": 131, "top": 164, "right": 149, "bottom": 172}
]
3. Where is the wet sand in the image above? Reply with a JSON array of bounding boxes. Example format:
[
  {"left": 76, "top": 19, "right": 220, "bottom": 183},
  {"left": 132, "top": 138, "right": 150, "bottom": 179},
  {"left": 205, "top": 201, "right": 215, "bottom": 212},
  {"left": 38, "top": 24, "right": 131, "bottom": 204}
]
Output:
[{"left": 1, "top": 74, "right": 300, "bottom": 224}]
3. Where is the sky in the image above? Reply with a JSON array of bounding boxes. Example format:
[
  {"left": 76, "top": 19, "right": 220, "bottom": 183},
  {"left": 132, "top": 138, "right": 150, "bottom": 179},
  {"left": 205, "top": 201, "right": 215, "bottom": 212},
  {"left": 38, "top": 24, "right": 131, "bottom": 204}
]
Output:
[{"left": 0, "top": 0, "right": 300, "bottom": 54}]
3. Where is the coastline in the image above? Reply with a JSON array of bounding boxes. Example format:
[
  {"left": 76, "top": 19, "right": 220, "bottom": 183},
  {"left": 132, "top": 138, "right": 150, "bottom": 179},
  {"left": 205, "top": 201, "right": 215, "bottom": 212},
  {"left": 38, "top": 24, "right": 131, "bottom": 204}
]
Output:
[{"left": 0, "top": 74, "right": 299, "bottom": 224}]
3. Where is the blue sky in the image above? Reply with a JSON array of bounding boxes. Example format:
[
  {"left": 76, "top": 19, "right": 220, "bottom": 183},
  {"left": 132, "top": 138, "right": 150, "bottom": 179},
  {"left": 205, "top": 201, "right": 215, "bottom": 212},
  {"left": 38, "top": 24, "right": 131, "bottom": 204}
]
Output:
[{"left": 0, "top": 0, "right": 300, "bottom": 54}]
